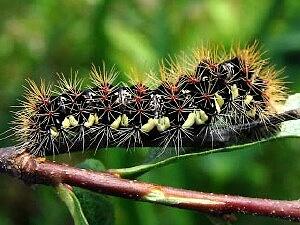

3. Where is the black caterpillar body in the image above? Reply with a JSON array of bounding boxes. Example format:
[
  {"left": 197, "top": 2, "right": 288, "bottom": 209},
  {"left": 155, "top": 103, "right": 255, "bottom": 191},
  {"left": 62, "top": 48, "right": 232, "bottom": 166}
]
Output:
[{"left": 14, "top": 46, "right": 286, "bottom": 156}]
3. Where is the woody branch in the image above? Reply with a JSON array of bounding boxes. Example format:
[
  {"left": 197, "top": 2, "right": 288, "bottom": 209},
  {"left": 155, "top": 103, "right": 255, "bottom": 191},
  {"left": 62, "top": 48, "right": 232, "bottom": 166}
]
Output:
[{"left": 0, "top": 145, "right": 300, "bottom": 222}]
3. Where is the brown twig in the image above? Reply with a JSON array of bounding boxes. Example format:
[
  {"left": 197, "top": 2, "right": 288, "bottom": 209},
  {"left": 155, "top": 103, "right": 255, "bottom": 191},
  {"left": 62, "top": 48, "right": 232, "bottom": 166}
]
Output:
[{"left": 0, "top": 147, "right": 300, "bottom": 222}]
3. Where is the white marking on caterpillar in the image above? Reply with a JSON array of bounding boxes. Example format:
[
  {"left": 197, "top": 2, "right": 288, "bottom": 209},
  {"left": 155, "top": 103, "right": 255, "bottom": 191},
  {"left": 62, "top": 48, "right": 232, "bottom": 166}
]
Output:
[
  {"left": 94, "top": 114, "right": 100, "bottom": 124},
  {"left": 50, "top": 127, "right": 59, "bottom": 139},
  {"left": 121, "top": 114, "right": 129, "bottom": 127},
  {"left": 117, "top": 88, "right": 131, "bottom": 105},
  {"left": 223, "top": 62, "right": 235, "bottom": 77},
  {"left": 69, "top": 115, "right": 79, "bottom": 127},
  {"left": 246, "top": 107, "right": 256, "bottom": 118},
  {"left": 141, "top": 118, "right": 158, "bottom": 133},
  {"left": 195, "top": 110, "right": 208, "bottom": 125},
  {"left": 84, "top": 114, "right": 97, "bottom": 128},
  {"left": 110, "top": 115, "right": 122, "bottom": 129},
  {"left": 215, "top": 93, "right": 224, "bottom": 113},
  {"left": 62, "top": 117, "right": 71, "bottom": 129},
  {"left": 181, "top": 89, "right": 191, "bottom": 95},
  {"left": 157, "top": 117, "right": 171, "bottom": 132},
  {"left": 244, "top": 95, "right": 253, "bottom": 105},
  {"left": 150, "top": 94, "right": 163, "bottom": 118},
  {"left": 61, "top": 115, "right": 78, "bottom": 129},
  {"left": 182, "top": 112, "right": 196, "bottom": 129},
  {"left": 231, "top": 84, "right": 239, "bottom": 100}
]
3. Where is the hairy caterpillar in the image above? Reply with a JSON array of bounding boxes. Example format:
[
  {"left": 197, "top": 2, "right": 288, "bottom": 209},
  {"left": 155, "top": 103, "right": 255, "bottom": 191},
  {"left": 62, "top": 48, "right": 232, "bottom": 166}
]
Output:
[{"left": 11, "top": 44, "right": 287, "bottom": 156}]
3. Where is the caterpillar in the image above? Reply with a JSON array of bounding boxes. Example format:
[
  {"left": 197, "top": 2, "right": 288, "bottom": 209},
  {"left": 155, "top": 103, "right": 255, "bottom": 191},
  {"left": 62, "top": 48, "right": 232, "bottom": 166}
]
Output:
[{"left": 11, "top": 44, "right": 287, "bottom": 156}]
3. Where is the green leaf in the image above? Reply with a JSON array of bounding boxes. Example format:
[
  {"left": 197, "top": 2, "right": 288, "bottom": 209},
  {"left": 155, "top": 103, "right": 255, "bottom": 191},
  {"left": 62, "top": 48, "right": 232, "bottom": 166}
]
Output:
[
  {"left": 57, "top": 159, "right": 115, "bottom": 225},
  {"left": 278, "top": 93, "right": 300, "bottom": 138},
  {"left": 76, "top": 158, "right": 106, "bottom": 172},
  {"left": 73, "top": 187, "right": 115, "bottom": 225},
  {"left": 56, "top": 184, "right": 89, "bottom": 225},
  {"left": 111, "top": 94, "right": 300, "bottom": 179},
  {"left": 74, "top": 159, "right": 115, "bottom": 225},
  {"left": 110, "top": 139, "right": 274, "bottom": 178},
  {"left": 208, "top": 215, "right": 235, "bottom": 225}
]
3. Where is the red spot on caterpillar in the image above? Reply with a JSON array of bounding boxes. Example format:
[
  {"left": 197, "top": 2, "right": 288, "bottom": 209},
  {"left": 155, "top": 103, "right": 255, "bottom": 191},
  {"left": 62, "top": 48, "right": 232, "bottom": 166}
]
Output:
[
  {"left": 208, "top": 63, "right": 218, "bottom": 71},
  {"left": 170, "top": 95, "right": 178, "bottom": 101},
  {"left": 101, "top": 85, "right": 111, "bottom": 95},
  {"left": 105, "top": 106, "right": 112, "bottom": 112},
  {"left": 176, "top": 106, "right": 183, "bottom": 113},
  {"left": 166, "top": 84, "right": 178, "bottom": 93},
  {"left": 134, "top": 96, "right": 142, "bottom": 103},
  {"left": 137, "top": 108, "right": 144, "bottom": 114},
  {"left": 246, "top": 79, "right": 253, "bottom": 86},
  {"left": 42, "top": 98, "right": 50, "bottom": 105},
  {"left": 202, "top": 93, "right": 211, "bottom": 101},
  {"left": 188, "top": 77, "right": 200, "bottom": 84},
  {"left": 101, "top": 95, "right": 108, "bottom": 101},
  {"left": 136, "top": 84, "right": 147, "bottom": 95}
]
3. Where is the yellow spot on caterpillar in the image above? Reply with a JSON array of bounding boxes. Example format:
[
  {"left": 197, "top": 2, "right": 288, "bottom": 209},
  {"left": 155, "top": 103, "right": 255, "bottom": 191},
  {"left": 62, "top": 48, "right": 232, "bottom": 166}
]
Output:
[
  {"left": 215, "top": 93, "right": 224, "bottom": 108},
  {"left": 84, "top": 114, "right": 96, "bottom": 128},
  {"left": 141, "top": 118, "right": 158, "bottom": 133},
  {"left": 50, "top": 127, "right": 59, "bottom": 138},
  {"left": 215, "top": 93, "right": 224, "bottom": 113},
  {"left": 195, "top": 110, "right": 208, "bottom": 125},
  {"left": 182, "top": 112, "right": 196, "bottom": 129},
  {"left": 231, "top": 84, "right": 239, "bottom": 100},
  {"left": 121, "top": 114, "right": 129, "bottom": 127},
  {"left": 157, "top": 117, "right": 170, "bottom": 132},
  {"left": 111, "top": 115, "right": 122, "bottom": 129},
  {"left": 246, "top": 107, "right": 256, "bottom": 117},
  {"left": 69, "top": 115, "right": 79, "bottom": 127},
  {"left": 62, "top": 115, "right": 79, "bottom": 128},
  {"left": 244, "top": 95, "right": 253, "bottom": 105},
  {"left": 62, "top": 117, "right": 71, "bottom": 129},
  {"left": 94, "top": 114, "right": 99, "bottom": 125}
]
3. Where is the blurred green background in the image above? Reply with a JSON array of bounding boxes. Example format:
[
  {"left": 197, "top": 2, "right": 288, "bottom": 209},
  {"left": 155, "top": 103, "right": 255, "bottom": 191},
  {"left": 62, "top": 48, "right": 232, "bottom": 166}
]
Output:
[{"left": 0, "top": 0, "right": 300, "bottom": 224}]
